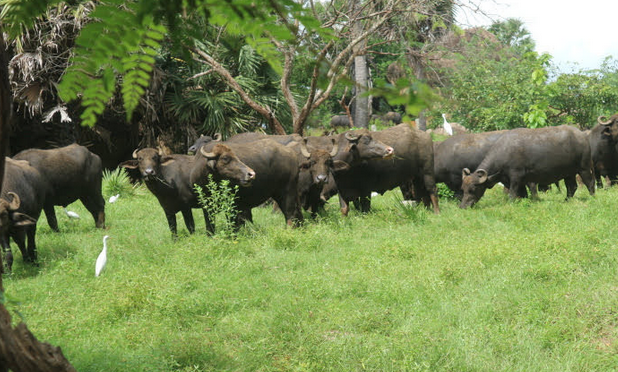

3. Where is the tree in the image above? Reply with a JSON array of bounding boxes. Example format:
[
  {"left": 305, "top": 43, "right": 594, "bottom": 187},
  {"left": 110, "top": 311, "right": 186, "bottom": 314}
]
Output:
[
  {"left": 488, "top": 18, "right": 535, "bottom": 54},
  {"left": 165, "top": 39, "right": 294, "bottom": 137},
  {"left": 429, "top": 26, "right": 550, "bottom": 131},
  {"left": 401, "top": 0, "right": 456, "bottom": 130},
  {"left": 547, "top": 57, "right": 618, "bottom": 127},
  {"left": 273, "top": 0, "right": 410, "bottom": 134}
]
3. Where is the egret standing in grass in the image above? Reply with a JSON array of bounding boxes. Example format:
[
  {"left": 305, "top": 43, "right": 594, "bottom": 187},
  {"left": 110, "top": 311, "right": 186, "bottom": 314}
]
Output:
[
  {"left": 109, "top": 194, "right": 120, "bottom": 203},
  {"left": 442, "top": 113, "right": 453, "bottom": 136},
  {"left": 63, "top": 207, "right": 80, "bottom": 219},
  {"left": 95, "top": 235, "right": 109, "bottom": 277}
]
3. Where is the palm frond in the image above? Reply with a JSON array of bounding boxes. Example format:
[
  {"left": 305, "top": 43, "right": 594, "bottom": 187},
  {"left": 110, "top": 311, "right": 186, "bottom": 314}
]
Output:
[{"left": 238, "top": 44, "right": 260, "bottom": 76}]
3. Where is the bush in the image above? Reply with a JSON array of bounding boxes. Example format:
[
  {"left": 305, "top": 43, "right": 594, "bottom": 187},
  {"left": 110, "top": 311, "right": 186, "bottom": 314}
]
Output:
[
  {"left": 102, "top": 168, "right": 135, "bottom": 198},
  {"left": 194, "top": 175, "right": 239, "bottom": 237},
  {"left": 437, "top": 183, "right": 455, "bottom": 199}
]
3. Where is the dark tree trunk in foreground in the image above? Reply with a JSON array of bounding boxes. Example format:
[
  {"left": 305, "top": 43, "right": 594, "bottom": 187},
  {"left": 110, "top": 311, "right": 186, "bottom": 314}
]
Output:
[
  {"left": 0, "top": 304, "right": 77, "bottom": 372},
  {"left": 0, "top": 30, "right": 76, "bottom": 372}
]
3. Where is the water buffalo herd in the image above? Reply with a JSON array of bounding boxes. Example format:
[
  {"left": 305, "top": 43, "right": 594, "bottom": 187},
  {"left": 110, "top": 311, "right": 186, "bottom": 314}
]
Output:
[{"left": 2, "top": 115, "right": 618, "bottom": 272}]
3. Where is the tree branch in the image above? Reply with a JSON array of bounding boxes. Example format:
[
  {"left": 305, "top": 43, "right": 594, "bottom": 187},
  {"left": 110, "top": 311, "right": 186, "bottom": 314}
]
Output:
[
  {"left": 188, "top": 69, "right": 214, "bottom": 80},
  {"left": 291, "top": 0, "right": 404, "bottom": 133},
  {"left": 191, "top": 47, "right": 287, "bottom": 135},
  {"left": 274, "top": 19, "right": 300, "bottom": 131}
]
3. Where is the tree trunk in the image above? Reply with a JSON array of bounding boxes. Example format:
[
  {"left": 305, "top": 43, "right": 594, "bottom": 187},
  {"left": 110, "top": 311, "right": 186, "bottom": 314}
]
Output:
[
  {"left": 416, "top": 110, "right": 427, "bottom": 131},
  {"left": 353, "top": 55, "right": 369, "bottom": 129},
  {"left": 286, "top": 1, "right": 403, "bottom": 134},
  {"left": 0, "top": 31, "right": 9, "bottom": 200},
  {"left": 0, "top": 30, "right": 76, "bottom": 372},
  {"left": 407, "top": 51, "right": 428, "bottom": 131},
  {"left": 351, "top": 1, "right": 369, "bottom": 129},
  {"left": 0, "top": 304, "right": 77, "bottom": 372}
]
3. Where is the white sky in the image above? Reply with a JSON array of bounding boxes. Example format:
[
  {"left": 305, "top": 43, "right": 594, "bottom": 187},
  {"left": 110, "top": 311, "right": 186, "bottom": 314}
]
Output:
[{"left": 456, "top": 0, "right": 618, "bottom": 71}]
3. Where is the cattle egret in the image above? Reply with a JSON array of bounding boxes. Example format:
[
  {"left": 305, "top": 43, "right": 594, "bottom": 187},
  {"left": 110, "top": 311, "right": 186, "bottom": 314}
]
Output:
[
  {"left": 442, "top": 113, "right": 453, "bottom": 136},
  {"left": 371, "top": 192, "right": 379, "bottom": 198},
  {"left": 64, "top": 207, "right": 80, "bottom": 219},
  {"left": 95, "top": 235, "right": 109, "bottom": 277},
  {"left": 109, "top": 194, "right": 120, "bottom": 203}
]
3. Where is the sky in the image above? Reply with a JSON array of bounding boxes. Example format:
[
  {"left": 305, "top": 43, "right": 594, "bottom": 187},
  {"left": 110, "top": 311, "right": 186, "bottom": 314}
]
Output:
[{"left": 456, "top": 0, "right": 618, "bottom": 72}]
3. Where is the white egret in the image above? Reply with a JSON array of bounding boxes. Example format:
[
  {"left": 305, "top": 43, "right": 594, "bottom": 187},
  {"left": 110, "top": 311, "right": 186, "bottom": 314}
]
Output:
[
  {"left": 109, "top": 194, "right": 120, "bottom": 203},
  {"left": 95, "top": 235, "right": 109, "bottom": 277},
  {"left": 63, "top": 207, "right": 80, "bottom": 219},
  {"left": 442, "top": 113, "right": 453, "bottom": 136}
]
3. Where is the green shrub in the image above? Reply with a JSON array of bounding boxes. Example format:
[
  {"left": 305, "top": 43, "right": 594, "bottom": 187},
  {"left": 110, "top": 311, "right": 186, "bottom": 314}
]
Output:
[
  {"left": 437, "top": 183, "right": 455, "bottom": 199},
  {"left": 194, "top": 175, "right": 239, "bottom": 237},
  {"left": 102, "top": 168, "right": 135, "bottom": 198}
]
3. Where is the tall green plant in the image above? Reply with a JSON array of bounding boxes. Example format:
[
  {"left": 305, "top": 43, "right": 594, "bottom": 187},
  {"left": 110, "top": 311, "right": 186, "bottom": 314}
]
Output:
[
  {"left": 194, "top": 175, "right": 239, "bottom": 237},
  {"left": 102, "top": 168, "right": 136, "bottom": 198}
]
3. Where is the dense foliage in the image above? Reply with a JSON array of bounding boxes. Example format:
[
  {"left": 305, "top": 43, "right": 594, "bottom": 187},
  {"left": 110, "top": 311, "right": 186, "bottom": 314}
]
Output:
[
  {"left": 428, "top": 23, "right": 618, "bottom": 132},
  {"left": 3, "top": 1, "right": 617, "bottom": 146},
  {"left": 547, "top": 58, "right": 618, "bottom": 128}
]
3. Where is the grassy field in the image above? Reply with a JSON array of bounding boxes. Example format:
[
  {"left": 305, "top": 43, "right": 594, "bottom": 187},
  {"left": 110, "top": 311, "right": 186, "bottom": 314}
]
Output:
[{"left": 3, "top": 182, "right": 618, "bottom": 371}]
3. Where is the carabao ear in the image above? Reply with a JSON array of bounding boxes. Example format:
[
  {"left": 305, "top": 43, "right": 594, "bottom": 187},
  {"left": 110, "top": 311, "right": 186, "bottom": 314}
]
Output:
[
  {"left": 119, "top": 160, "right": 139, "bottom": 169},
  {"left": 462, "top": 168, "right": 471, "bottom": 179},
  {"left": 11, "top": 212, "right": 36, "bottom": 227},
  {"left": 602, "top": 126, "right": 612, "bottom": 138},
  {"left": 332, "top": 160, "right": 351, "bottom": 172},
  {"left": 475, "top": 169, "right": 488, "bottom": 184}
]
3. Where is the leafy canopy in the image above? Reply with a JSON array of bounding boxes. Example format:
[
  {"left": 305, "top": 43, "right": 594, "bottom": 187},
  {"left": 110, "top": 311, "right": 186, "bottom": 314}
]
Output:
[
  {"left": 1, "top": 0, "right": 319, "bottom": 127},
  {"left": 547, "top": 57, "right": 618, "bottom": 127}
]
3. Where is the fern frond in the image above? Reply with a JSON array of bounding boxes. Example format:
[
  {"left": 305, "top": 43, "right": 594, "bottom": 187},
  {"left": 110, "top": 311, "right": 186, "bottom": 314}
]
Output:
[
  {"left": 0, "top": 0, "right": 60, "bottom": 37},
  {"left": 58, "top": 3, "right": 166, "bottom": 127}
]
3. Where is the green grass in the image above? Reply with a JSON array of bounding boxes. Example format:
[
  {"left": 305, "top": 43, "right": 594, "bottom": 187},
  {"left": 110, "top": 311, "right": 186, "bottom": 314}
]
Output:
[{"left": 3, "top": 184, "right": 618, "bottom": 371}]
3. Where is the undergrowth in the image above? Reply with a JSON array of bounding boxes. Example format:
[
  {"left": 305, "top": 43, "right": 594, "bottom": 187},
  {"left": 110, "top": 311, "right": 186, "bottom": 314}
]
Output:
[{"left": 194, "top": 174, "right": 239, "bottom": 237}]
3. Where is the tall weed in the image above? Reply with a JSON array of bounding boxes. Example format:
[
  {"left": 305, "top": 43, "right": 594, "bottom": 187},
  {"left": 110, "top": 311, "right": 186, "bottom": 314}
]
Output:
[
  {"left": 194, "top": 175, "right": 239, "bottom": 237},
  {"left": 390, "top": 194, "right": 428, "bottom": 224}
]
